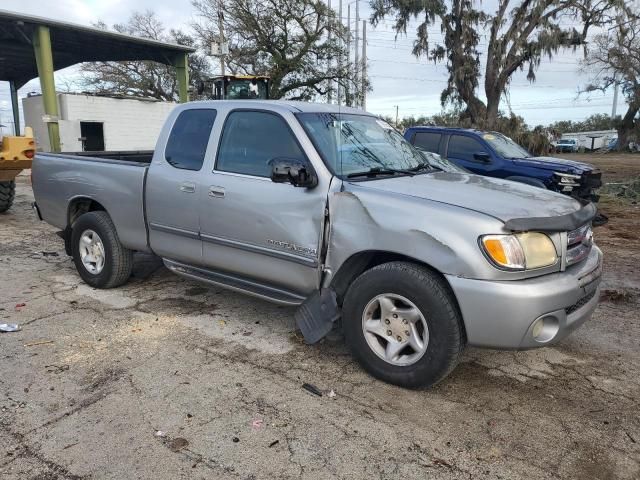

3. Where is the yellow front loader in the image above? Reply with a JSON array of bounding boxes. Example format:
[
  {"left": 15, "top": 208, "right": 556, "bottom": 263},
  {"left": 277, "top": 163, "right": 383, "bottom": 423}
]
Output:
[{"left": 0, "top": 127, "right": 35, "bottom": 213}]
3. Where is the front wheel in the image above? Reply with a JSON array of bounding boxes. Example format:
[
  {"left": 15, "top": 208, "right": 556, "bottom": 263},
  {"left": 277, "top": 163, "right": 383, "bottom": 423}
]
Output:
[
  {"left": 342, "top": 262, "right": 464, "bottom": 388},
  {"left": 0, "top": 180, "right": 16, "bottom": 213},
  {"left": 71, "top": 211, "right": 133, "bottom": 288}
]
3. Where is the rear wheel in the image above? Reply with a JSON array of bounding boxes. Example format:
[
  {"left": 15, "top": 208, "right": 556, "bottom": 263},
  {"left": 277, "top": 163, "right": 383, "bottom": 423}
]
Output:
[
  {"left": 71, "top": 211, "right": 133, "bottom": 288},
  {"left": 0, "top": 180, "right": 16, "bottom": 213},
  {"left": 342, "top": 262, "right": 464, "bottom": 388}
]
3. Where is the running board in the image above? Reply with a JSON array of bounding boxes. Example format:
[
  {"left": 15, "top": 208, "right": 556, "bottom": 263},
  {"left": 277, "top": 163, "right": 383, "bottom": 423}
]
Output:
[{"left": 163, "top": 259, "right": 306, "bottom": 306}]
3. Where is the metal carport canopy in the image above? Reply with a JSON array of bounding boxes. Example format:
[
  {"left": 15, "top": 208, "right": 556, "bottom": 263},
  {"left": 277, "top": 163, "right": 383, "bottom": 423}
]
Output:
[{"left": 0, "top": 9, "right": 194, "bottom": 149}]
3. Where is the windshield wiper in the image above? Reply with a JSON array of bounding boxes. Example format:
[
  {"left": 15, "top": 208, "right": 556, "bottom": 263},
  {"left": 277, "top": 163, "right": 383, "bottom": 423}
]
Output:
[
  {"left": 408, "top": 162, "right": 437, "bottom": 173},
  {"left": 347, "top": 167, "right": 414, "bottom": 178}
]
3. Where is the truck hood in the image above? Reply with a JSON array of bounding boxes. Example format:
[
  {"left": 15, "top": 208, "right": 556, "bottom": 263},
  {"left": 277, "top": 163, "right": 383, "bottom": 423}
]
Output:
[
  {"left": 350, "top": 171, "right": 582, "bottom": 223},
  {"left": 512, "top": 156, "right": 596, "bottom": 173}
]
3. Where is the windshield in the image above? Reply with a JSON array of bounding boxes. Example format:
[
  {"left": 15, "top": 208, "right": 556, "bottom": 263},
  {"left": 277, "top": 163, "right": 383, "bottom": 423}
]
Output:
[
  {"left": 558, "top": 139, "right": 575, "bottom": 145},
  {"left": 483, "top": 133, "right": 531, "bottom": 159},
  {"left": 297, "top": 113, "right": 430, "bottom": 178},
  {"left": 226, "top": 80, "right": 268, "bottom": 99}
]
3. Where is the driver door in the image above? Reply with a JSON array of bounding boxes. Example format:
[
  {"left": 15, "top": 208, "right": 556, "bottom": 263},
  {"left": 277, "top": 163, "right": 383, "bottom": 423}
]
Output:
[
  {"left": 199, "top": 109, "right": 328, "bottom": 296},
  {"left": 445, "top": 134, "right": 494, "bottom": 175}
]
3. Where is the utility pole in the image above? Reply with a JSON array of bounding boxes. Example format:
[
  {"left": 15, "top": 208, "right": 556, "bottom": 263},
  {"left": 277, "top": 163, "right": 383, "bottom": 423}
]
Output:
[
  {"left": 327, "top": 0, "right": 332, "bottom": 104},
  {"left": 354, "top": 1, "right": 359, "bottom": 108},
  {"left": 338, "top": 0, "right": 343, "bottom": 106},
  {"left": 395, "top": 105, "right": 399, "bottom": 128},
  {"left": 612, "top": 80, "right": 619, "bottom": 118},
  {"left": 346, "top": 4, "right": 351, "bottom": 106},
  {"left": 362, "top": 20, "right": 366, "bottom": 110},
  {"left": 215, "top": 0, "right": 227, "bottom": 100}
]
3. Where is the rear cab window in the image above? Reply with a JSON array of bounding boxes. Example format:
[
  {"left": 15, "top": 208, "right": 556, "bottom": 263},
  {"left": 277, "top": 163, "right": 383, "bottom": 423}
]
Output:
[
  {"left": 412, "top": 131, "right": 442, "bottom": 153},
  {"left": 165, "top": 109, "right": 217, "bottom": 171}
]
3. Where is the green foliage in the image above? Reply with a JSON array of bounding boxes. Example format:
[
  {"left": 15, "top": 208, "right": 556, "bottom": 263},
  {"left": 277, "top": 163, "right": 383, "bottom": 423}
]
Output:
[{"left": 548, "top": 114, "right": 615, "bottom": 134}]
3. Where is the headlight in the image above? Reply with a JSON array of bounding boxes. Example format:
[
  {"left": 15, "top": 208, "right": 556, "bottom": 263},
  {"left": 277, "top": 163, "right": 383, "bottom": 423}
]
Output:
[
  {"left": 480, "top": 232, "right": 558, "bottom": 270},
  {"left": 553, "top": 172, "right": 581, "bottom": 190}
]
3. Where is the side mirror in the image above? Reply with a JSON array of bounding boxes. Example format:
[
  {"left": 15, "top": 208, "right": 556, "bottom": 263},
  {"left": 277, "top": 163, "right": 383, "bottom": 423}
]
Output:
[
  {"left": 268, "top": 157, "right": 318, "bottom": 188},
  {"left": 473, "top": 151, "right": 491, "bottom": 163}
]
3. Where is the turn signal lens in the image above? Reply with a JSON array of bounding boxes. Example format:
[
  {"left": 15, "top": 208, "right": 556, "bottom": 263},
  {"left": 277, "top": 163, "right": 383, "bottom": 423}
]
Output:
[
  {"left": 481, "top": 233, "right": 557, "bottom": 270},
  {"left": 481, "top": 235, "right": 525, "bottom": 269}
]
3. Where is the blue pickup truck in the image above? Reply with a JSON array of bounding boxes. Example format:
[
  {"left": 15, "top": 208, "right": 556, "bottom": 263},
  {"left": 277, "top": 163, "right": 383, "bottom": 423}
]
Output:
[{"left": 405, "top": 126, "right": 603, "bottom": 205}]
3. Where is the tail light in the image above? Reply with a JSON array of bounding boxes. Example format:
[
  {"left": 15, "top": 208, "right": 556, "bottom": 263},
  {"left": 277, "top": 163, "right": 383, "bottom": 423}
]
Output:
[{"left": 24, "top": 149, "right": 35, "bottom": 159}]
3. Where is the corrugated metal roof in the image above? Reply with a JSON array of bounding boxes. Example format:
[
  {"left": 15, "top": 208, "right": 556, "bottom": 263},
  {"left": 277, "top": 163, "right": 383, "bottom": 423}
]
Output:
[{"left": 0, "top": 9, "right": 195, "bottom": 88}]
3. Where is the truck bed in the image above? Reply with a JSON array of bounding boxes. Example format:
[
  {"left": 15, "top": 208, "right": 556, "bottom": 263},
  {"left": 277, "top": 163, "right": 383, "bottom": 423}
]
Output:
[
  {"left": 32, "top": 152, "right": 151, "bottom": 252},
  {"left": 59, "top": 150, "right": 154, "bottom": 164}
]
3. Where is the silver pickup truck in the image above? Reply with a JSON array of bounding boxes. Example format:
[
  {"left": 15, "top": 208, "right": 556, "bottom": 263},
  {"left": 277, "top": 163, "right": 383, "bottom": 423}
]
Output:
[{"left": 32, "top": 101, "right": 602, "bottom": 388}]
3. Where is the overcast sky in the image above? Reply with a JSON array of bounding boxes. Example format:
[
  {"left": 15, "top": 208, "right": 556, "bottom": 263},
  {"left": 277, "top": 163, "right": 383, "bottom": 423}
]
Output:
[{"left": 0, "top": 0, "right": 625, "bottom": 135}]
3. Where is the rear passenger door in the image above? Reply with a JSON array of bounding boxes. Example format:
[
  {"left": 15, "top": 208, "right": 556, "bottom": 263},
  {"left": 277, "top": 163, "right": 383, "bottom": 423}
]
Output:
[
  {"left": 445, "top": 134, "right": 493, "bottom": 174},
  {"left": 199, "top": 109, "right": 328, "bottom": 296},
  {"left": 146, "top": 108, "right": 217, "bottom": 265}
]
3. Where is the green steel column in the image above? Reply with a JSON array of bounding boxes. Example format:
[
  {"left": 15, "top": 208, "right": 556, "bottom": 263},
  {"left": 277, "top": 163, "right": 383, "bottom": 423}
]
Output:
[
  {"left": 174, "top": 53, "right": 189, "bottom": 103},
  {"left": 9, "top": 81, "right": 20, "bottom": 136},
  {"left": 32, "top": 25, "right": 60, "bottom": 152}
]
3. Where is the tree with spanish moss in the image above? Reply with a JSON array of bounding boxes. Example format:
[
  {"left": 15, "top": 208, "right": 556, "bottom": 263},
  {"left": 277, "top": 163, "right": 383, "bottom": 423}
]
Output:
[
  {"left": 583, "top": 11, "right": 640, "bottom": 150},
  {"left": 370, "top": 0, "right": 622, "bottom": 127}
]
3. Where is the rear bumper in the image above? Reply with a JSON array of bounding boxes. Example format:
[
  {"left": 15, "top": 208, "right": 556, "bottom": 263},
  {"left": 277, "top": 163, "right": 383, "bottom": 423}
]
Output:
[{"left": 446, "top": 246, "right": 602, "bottom": 349}]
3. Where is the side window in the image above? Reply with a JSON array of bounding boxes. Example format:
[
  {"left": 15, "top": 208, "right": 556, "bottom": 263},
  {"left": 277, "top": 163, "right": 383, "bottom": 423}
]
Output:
[
  {"left": 165, "top": 109, "right": 217, "bottom": 171},
  {"left": 216, "top": 111, "right": 306, "bottom": 177},
  {"left": 412, "top": 132, "right": 442, "bottom": 153},
  {"left": 447, "top": 134, "right": 485, "bottom": 162}
]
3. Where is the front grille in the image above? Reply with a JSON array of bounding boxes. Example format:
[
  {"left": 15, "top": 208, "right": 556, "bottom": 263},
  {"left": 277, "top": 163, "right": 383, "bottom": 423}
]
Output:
[
  {"left": 566, "top": 289, "right": 597, "bottom": 315},
  {"left": 566, "top": 224, "right": 593, "bottom": 266},
  {"left": 584, "top": 170, "right": 603, "bottom": 189}
]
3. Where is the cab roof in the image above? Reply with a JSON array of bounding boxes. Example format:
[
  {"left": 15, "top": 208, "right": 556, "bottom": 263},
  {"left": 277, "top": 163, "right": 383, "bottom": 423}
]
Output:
[{"left": 182, "top": 100, "right": 369, "bottom": 115}]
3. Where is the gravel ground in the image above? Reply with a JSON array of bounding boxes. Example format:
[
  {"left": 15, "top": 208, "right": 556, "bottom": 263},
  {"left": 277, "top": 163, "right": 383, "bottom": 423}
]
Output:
[{"left": 1, "top": 178, "right": 639, "bottom": 480}]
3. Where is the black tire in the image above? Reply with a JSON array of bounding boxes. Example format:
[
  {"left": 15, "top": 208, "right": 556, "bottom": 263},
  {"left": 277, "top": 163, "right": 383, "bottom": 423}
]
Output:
[
  {"left": 71, "top": 211, "right": 133, "bottom": 289},
  {"left": 0, "top": 180, "right": 16, "bottom": 213},
  {"left": 342, "top": 261, "right": 464, "bottom": 388}
]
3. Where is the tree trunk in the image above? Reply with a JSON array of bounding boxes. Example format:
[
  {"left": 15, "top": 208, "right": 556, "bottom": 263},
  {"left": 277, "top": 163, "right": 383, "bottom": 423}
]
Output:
[
  {"left": 485, "top": 91, "right": 501, "bottom": 129},
  {"left": 616, "top": 102, "right": 639, "bottom": 152}
]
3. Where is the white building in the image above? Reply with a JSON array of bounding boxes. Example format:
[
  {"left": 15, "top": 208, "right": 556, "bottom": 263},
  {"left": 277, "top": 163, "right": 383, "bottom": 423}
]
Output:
[
  {"left": 23, "top": 93, "right": 176, "bottom": 152},
  {"left": 561, "top": 129, "right": 617, "bottom": 151}
]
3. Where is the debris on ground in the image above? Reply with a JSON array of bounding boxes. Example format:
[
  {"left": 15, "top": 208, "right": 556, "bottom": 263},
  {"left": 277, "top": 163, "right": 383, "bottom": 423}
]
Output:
[
  {"left": 269, "top": 440, "right": 279, "bottom": 448},
  {"left": 0, "top": 323, "right": 20, "bottom": 332},
  {"left": 232, "top": 436, "right": 240, "bottom": 443},
  {"left": 600, "top": 288, "right": 634, "bottom": 303},
  {"left": 45, "top": 364, "right": 69, "bottom": 373},
  {"left": 168, "top": 437, "right": 189, "bottom": 452},
  {"left": 155, "top": 431, "right": 166, "bottom": 438},
  {"left": 41, "top": 251, "right": 59, "bottom": 257},
  {"left": 14, "top": 303, "right": 26, "bottom": 311},
  {"left": 302, "top": 383, "right": 323, "bottom": 397},
  {"left": 24, "top": 340, "right": 54, "bottom": 347},
  {"left": 252, "top": 419, "right": 264, "bottom": 429},
  {"left": 328, "top": 390, "right": 337, "bottom": 398}
]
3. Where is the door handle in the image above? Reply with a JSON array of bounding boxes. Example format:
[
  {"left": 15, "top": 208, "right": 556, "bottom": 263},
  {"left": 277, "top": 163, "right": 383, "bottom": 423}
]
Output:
[
  {"left": 208, "top": 186, "right": 225, "bottom": 198},
  {"left": 180, "top": 182, "right": 196, "bottom": 193}
]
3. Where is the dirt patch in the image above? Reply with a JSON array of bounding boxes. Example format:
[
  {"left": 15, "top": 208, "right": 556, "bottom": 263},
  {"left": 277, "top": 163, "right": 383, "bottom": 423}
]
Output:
[{"left": 600, "top": 288, "right": 635, "bottom": 303}]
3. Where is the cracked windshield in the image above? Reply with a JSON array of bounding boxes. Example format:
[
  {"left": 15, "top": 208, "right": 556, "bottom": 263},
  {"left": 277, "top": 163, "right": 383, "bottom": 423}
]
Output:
[{"left": 297, "top": 113, "right": 433, "bottom": 178}]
